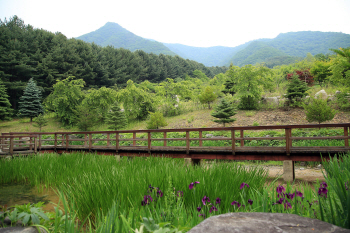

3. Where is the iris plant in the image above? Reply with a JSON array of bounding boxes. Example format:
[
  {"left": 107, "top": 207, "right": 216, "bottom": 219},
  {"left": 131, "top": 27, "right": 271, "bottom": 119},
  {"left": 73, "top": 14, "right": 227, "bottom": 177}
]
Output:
[{"left": 189, "top": 181, "right": 200, "bottom": 190}]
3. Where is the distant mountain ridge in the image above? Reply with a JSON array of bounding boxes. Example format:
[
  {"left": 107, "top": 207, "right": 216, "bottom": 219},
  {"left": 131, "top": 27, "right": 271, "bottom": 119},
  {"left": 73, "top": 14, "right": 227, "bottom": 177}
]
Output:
[
  {"left": 77, "top": 22, "right": 176, "bottom": 56},
  {"left": 77, "top": 23, "right": 350, "bottom": 67}
]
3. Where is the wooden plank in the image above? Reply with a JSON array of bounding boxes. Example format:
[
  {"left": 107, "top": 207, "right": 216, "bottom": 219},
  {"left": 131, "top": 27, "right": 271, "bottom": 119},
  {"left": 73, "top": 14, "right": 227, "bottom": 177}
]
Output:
[
  {"left": 61, "top": 134, "right": 64, "bottom": 147},
  {"left": 164, "top": 132, "right": 167, "bottom": 146},
  {"left": 66, "top": 134, "right": 68, "bottom": 150},
  {"left": 84, "top": 134, "right": 87, "bottom": 146},
  {"left": 107, "top": 133, "right": 110, "bottom": 146},
  {"left": 148, "top": 132, "right": 151, "bottom": 153},
  {"left": 116, "top": 133, "right": 119, "bottom": 152},
  {"left": 240, "top": 130, "right": 244, "bottom": 147},
  {"left": 186, "top": 131, "right": 190, "bottom": 154},
  {"left": 290, "top": 136, "right": 350, "bottom": 140},
  {"left": 345, "top": 127, "right": 349, "bottom": 147},
  {"left": 199, "top": 131, "right": 203, "bottom": 147},
  {"left": 231, "top": 130, "right": 235, "bottom": 155},
  {"left": 30, "top": 137, "right": 33, "bottom": 150},
  {"left": 34, "top": 137, "right": 37, "bottom": 152},
  {"left": 89, "top": 134, "right": 92, "bottom": 151},
  {"left": 286, "top": 128, "right": 291, "bottom": 156},
  {"left": 133, "top": 132, "right": 136, "bottom": 146},
  {"left": 10, "top": 137, "right": 13, "bottom": 155},
  {"left": 39, "top": 135, "right": 42, "bottom": 148},
  {"left": 54, "top": 134, "right": 57, "bottom": 148}
]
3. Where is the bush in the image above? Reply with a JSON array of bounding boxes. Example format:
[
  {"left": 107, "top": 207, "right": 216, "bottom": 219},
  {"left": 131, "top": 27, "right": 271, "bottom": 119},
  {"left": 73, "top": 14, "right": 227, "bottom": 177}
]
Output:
[
  {"left": 147, "top": 112, "right": 168, "bottom": 129},
  {"left": 336, "top": 92, "right": 350, "bottom": 111},
  {"left": 303, "top": 98, "right": 337, "bottom": 124}
]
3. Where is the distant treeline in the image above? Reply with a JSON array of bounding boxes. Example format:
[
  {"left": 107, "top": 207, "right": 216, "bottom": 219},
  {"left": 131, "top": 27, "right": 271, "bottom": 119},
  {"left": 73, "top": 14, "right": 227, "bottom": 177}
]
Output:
[{"left": 0, "top": 16, "right": 227, "bottom": 109}]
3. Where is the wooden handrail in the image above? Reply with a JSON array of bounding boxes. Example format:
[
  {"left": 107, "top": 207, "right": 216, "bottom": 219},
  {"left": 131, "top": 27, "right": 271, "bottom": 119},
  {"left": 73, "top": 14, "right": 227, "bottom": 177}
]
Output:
[{"left": 1, "top": 123, "right": 350, "bottom": 158}]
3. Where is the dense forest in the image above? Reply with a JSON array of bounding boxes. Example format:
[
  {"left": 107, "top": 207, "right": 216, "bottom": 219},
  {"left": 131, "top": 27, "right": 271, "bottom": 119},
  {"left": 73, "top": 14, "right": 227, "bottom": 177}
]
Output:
[{"left": 0, "top": 16, "right": 227, "bottom": 110}]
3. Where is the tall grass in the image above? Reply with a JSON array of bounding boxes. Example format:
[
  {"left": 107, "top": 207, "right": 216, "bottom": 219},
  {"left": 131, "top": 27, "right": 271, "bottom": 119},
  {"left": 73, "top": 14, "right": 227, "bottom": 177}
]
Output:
[{"left": 0, "top": 153, "right": 267, "bottom": 228}]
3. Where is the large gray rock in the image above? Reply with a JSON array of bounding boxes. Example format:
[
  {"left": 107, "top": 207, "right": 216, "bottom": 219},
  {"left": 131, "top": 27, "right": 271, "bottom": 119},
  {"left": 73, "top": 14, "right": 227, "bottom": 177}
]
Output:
[
  {"left": 262, "top": 97, "right": 280, "bottom": 106},
  {"left": 0, "top": 227, "right": 47, "bottom": 233},
  {"left": 315, "top": 89, "right": 328, "bottom": 99},
  {"left": 188, "top": 212, "right": 350, "bottom": 233}
]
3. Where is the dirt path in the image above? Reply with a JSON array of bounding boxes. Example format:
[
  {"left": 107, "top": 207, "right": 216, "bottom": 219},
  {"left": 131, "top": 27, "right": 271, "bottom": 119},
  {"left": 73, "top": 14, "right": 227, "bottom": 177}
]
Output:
[{"left": 266, "top": 165, "right": 325, "bottom": 183}]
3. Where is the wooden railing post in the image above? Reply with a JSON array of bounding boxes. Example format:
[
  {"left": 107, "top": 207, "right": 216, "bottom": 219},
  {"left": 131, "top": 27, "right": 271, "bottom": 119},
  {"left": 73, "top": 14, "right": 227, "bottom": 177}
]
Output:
[
  {"left": 240, "top": 130, "right": 244, "bottom": 147},
  {"left": 66, "top": 134, "right": 69, "bottom": 150},
  {"left": 107, "top": 133, "right": 110, "bottom": 146},
  {"left": 163, "top": 132, "right": 167, "bottom": 146},
  {"left": 199, "top": 131, "right": 202, "bottom": 147},
  {"left": 286, "top": 128, "right": 291, "bottom": 156},
  {"left": 186, "top": 131, "right": 190, "bottom": 154},
  {"left": 10, "top": 137, "right": 14, "bottom": 155},
  {"left": 148, "top": 132, "right": 151, "bottom": 153},
  {"left": 29, "top": 136, "right": 33, "bottom": 150},
  {"left": 39, "top": 134, "right": 42, "bottom": 149},
  {"left": 231, "top": 130, "right": 235, "bottom": 155},
  {"left": 133, "top": 132, "right": 136, "bottom": 146},
  {"left": 116, "top": 132, "right": 119, "bottom": 152},
  {"left": 345, "top": 127, "right": 349, "bottom": 147},
  {"left": 34, "top": 137, "right": 37, "bottom": 152},
  {"left": 84, "top": 134, "right": 87, "bottom": 147},
  {"left": 54, "top": 134, "right": 57, "bottom": 149},
  {"left": 89, "top": 134, "right": 92, "bottom": 151}
]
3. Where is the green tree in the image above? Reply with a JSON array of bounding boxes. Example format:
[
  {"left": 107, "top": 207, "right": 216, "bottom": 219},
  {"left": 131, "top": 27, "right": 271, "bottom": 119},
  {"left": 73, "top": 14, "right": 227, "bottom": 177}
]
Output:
[
  {"left": 45, "top": 77, "right": 85, "bottom": 125},
  {"left": 303, "top": 98, "right": 337, "bottom": 124},
  {"left": 0, "top": 79, "right": 12, "bottom": 120},
  {"left": 310, "top": 60, "right": 332, "bottom": 86},
  {"left": 118, "top": 80, "right": 156, "bottom": 120},
  {"left": 18, "top": 78, "right": 44, "bottom": 122},
  {"left": 105, "top": 102, "right": 128, "bottom": 130},
  {"left": 33, "top": 114, "right": 48, "bottom": 132},
  {"left": 329, "top": 47, "right": 350, "bottom": 89},
  {"left": 211, "top": 99, "right": 237, "bottom": 127},
  {"left": 226, "top": 65, "right": 271, "bottom": 110},
  {"left": 198, "top": 86, "right": 217, "bottom": 109},
  {"left": 146, "top": 112, "right": 168, "bottom": 129},
  {"left": 73, "top": 104, "right": 101, "bottom": 131},
  {"left": 286, "top": 76, "right": 309, "bottom": 102}
]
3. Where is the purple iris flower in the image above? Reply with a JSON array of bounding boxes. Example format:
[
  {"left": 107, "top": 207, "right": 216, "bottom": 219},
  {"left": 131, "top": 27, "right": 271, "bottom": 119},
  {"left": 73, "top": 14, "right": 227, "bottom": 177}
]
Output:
[
  {"left": 284, "top": 201, "right": 292, "bottom": 209},
  {"left": 240, "top": 182, "right": 249, "bottom": 189},
  {"left": 231, "top": 201, "right": 241, "bottom": 208},
  {"left": 199, "top": 213, "right": 205, "bottom": 218},
  {"left": 177, "top": 191, "right": 183, "bottom": 197},
  {"left": 189, "top": 181, "right": 200, "bottom": 189},
  {"left": 141, "top": 195, "right": 153, "bottom": 206},
  {"left": 248, "top": 199, "right": 253, "bottom": 205},
  {"left": 202, "top": 196, "right": 211, "bottom": 205},
  {"left": 318, "top": 187, "right": 328, "bottom": 198},
  {"left": 286, "top": 193, "right": 295, "bottom": 201},
  {"left": 197, "top": 207, "right": 201, "bottom": 212},
  {"left": 216, "top": 198, "right": 221, "bottom": 205},
  {"left": 157, "top": 190, "right": 163, "bottom": 197},
  {"left": 276, "top": 185, "right": 285, "bottom": 194},
  {"left": 296, "top": 191, "right": 303, "bottom": 198},
  {"left": 276, "top": 198, "right": 284, "bottom": 204},
  {"left": 209, "top": 206, "right": 218, "bottom": 213},
  {"left": 320, "top": 182, "right": 327, "bottom": 188}
]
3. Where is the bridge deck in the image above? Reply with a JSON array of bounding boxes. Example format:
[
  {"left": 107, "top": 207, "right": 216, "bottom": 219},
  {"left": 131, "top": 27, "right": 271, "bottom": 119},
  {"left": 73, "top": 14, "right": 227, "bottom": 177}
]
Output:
[{"left": 1, "top": 123, "right": 350, "bottom": 161}]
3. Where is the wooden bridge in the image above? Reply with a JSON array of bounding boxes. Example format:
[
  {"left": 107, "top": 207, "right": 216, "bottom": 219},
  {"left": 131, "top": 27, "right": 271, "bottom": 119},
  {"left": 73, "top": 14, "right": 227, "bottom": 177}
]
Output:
[{"left": 1, "top": 123, "right": 350, "bottom": 181}]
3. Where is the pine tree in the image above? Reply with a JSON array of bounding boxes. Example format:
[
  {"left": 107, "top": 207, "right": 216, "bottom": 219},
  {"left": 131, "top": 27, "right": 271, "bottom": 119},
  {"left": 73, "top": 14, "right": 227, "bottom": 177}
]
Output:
[
  {"left": 33, "top": 114, "right": 48, "bottom": 132},
  {"left": 286, "top": 76, "right": 309, "bottom": 102},
  {"left": 211, "top": 99, "right": 237, "bottom": 127},
  {"left": 303, "top": 98, "right": 337, "bottom": 124},
  {"left": 105, "top": 102, "right": 127, "bottom": 131},
  {"left": 0, "top": 79, "right": 12, "bottom": 121},
  {"left": 18, "top": 78, "right": 44, "bottom": 122}
]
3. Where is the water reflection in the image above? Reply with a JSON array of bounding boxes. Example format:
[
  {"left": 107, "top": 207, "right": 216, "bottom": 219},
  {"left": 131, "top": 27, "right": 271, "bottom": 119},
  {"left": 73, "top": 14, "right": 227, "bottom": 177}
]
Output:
[{"left": 0, "top": 183, "right": 60, "bottom": 212}]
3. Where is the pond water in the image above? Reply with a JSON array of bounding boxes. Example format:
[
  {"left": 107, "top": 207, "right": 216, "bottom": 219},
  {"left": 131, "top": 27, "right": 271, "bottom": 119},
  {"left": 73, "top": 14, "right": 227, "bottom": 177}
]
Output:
[{"left": 0, "top": 183, "right": 60, "bottom": 212}]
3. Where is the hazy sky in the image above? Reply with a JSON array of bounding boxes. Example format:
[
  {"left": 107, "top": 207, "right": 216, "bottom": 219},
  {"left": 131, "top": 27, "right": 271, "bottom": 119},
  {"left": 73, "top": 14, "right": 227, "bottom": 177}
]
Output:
[{"left": 1, "top": 0, "right": 350, "bottom": 47}]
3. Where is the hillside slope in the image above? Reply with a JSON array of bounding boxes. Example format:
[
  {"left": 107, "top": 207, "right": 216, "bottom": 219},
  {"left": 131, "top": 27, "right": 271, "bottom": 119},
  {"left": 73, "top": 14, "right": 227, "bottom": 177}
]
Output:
[{"left": 77, "top": 22, "right": 176, "bottom": 55}]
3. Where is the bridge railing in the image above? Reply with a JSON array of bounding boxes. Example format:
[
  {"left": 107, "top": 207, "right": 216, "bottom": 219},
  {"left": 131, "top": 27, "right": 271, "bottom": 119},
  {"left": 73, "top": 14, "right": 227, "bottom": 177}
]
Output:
[
  {"left": 0, "top": 134, "right": 38, "bottom": 155},
  {"left": 1, "top": 123, "right": 350, "bottom": 156}
]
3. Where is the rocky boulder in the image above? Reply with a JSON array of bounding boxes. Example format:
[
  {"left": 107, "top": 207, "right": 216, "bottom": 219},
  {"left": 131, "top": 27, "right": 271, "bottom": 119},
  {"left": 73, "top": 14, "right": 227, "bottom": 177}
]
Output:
[
  {"left": 188, "top": 212, "right": 350, "bottom": 233},
  {"left": 315, "top": 89, "right": 328, "bottom": 100}
]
